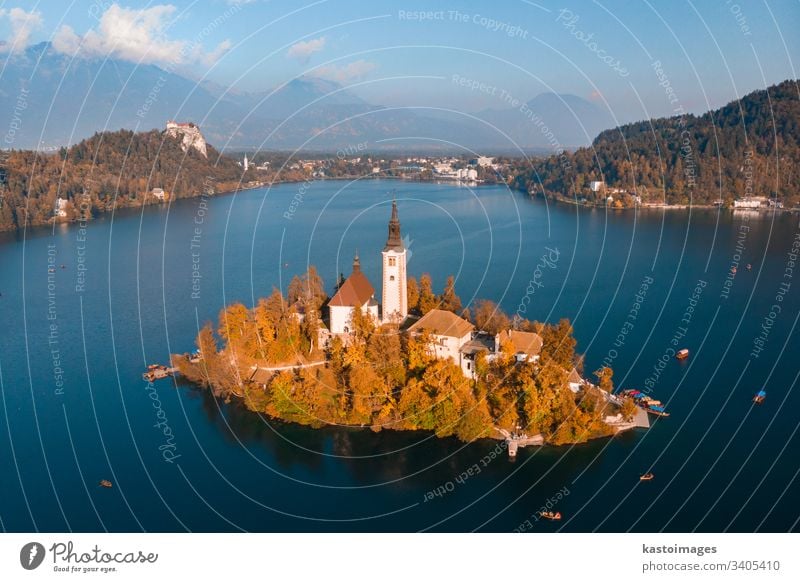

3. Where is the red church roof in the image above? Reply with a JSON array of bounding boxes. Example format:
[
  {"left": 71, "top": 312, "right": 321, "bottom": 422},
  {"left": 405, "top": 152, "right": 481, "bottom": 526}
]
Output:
[{"left": 329, "top": 257, "right": 375, "bottom": 307}]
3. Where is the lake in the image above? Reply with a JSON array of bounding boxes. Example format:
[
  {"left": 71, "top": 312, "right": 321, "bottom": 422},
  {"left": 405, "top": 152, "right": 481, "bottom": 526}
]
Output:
[{"left": 1, "top": 179, "right": 798, "bottom": 532}]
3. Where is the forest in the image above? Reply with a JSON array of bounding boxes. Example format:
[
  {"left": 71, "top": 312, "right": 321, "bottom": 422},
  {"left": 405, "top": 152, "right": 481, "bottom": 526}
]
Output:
[
  {"left": 174, "top": 269, "right": 625, "bottom": 445},
  {"left": 512, "top": 80, "right": 800, "bottom": 207},
  {"left": 0, "top": 128, "right": 251, "bottom": 232}
]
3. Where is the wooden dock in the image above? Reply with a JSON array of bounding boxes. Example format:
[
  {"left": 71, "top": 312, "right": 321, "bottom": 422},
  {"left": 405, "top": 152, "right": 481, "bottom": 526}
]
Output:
[
  {"left": 496, "top": 428, "right": 544, "bottom": 458},
  {"left": 143, "top": 364, "right": 178, "bottom": 382}
]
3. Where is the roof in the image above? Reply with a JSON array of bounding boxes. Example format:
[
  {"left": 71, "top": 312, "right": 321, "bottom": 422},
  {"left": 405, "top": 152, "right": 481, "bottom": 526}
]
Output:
[
  {"left": 328, "top": 269, "right": 375, "bottom": 307},
  {"left": 460, "top": 335, "right": 495, "bottom": 356},
  {"left": 408, "top": 309, "right": 474, "bottom": 338},
  {"left": 497, "top": 330, "right": 543, "bottom": 355}
]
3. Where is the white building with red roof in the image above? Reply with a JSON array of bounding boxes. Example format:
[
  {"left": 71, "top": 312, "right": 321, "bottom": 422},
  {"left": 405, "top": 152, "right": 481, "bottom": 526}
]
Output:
[{"left": 328, "top": 254, "right": 380, "bottom": 335}]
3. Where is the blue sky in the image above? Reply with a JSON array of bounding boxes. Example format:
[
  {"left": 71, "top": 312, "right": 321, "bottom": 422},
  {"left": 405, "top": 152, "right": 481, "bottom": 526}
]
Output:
[{"left": 1, "top": 0, "right": 798, "bottom": 123}]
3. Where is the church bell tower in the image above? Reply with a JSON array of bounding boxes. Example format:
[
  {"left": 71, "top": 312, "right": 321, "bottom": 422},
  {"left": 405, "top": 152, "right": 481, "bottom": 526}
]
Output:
[{"left": 381, "top": 200, "right": 408, "bottom": 324}]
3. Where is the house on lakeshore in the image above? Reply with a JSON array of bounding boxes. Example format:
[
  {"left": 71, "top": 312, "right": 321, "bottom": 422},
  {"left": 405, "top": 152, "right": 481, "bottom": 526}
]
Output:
[
  {"left": 327, "top": 253, "right": 379, "bottom": 335},
  {"left": 54, "top": 197, "right": 69, "bottom": 218}
]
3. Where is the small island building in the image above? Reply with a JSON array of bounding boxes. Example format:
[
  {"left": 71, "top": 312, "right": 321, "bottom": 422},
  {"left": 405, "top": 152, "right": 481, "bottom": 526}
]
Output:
[
  {"left": 408, "top": 308, "right": 475, "bottom": 371},
  {"left": 495, "top": 330, "right": 543, "bottom": 363},
  {"left": 327, "top": 254, "right": 379, "bottom": 335}
]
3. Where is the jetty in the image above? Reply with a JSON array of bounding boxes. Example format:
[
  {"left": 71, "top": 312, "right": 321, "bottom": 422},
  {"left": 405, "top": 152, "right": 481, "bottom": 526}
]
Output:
[
  {"left": 143, "top": 364, "right": 178, "bottom": 382},
  {"left": 496, "top": 428, "right": 544, "bottom": 458},
  {"left": 603, "top": 406, "right": 650, "bottom": 432}
]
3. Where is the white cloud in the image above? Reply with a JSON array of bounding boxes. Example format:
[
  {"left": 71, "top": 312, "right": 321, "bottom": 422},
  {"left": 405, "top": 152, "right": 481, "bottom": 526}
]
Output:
[
  {"left": 52, "top": 4, "right": 231, "bottom": 67},
  {"left": 313, "top": 59, "right": 376, "bottom": 83},
  {"left": 0, "top": 7, "right": 43, "bottom": 53},
  {"left": 286, "top": 36, "right": 326, "bottom": 61}
]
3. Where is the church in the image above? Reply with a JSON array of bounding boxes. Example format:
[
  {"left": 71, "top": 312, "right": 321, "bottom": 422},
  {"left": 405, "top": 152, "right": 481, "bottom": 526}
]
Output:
[{"left": 327, "top": 200, "right": 408, "bottom": 335}]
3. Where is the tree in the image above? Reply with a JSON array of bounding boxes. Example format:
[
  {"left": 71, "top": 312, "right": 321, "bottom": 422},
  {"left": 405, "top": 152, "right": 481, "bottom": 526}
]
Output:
[
  {"left": 473, "top": 299, "right": 510, "bottom": 335},
  {"left": 407, "top": 276, "right": 420, "bottom": 312},
  {"left": 439, "top": 275, "right": 462, "bottom": 313},
  {"left": 418, "top": 273, "right": 436, "bottom": 314},
  {"left": 540, "top": 318, "right": 577, "bottom": 369},
  {"left": 287, "top": 266, "right": 327, "bottom": 310},
  {"left": 349, "top": 302, "right": 375, "bottom": 343},
  {"left": 620, "top": 397, "right": 638, "bottom": 421},
  {"left": 594, "top": 366, "right": 614, "bottom": 392}
]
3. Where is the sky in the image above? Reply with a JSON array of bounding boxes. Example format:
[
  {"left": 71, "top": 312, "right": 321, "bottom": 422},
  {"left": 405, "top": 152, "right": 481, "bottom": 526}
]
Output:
[{"left": 1, "top": 0, "right": 798, "bottom": 124}]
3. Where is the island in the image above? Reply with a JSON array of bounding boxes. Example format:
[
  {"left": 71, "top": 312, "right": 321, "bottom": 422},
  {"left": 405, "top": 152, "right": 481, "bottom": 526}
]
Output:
[{"left": 174, "top": 201, "right": 646, "bottom": 447}]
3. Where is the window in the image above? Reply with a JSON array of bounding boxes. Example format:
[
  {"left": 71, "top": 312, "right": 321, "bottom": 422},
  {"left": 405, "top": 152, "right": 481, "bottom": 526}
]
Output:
[
  {"left": 390, "top": 275, "right": 395, "bottom": 281},
  {"left": 388, "top": 257, "right": 396, "bottom": 266}
]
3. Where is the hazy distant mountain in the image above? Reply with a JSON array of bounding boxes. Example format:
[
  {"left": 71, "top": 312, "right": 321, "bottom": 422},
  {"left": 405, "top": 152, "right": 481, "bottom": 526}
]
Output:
[
  {"left": 474, "top": 93, "right": 615, "bottom": 149},
  {"left": 0, "top": 43, "right": 615, "bottom": 151}
]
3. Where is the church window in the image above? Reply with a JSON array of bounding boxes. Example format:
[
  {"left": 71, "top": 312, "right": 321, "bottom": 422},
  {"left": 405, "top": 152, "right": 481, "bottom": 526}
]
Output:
[
  {"left": 390, "top": 275, "right": 395, "bottom": 281},
  {"left": 388, "top": 257, "right": 396, "bottom": 266}
]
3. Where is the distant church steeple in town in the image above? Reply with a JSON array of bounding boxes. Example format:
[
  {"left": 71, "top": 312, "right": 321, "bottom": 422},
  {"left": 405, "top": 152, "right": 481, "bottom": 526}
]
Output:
[{"left": 381, "top": 199, "right": 408, "bottom": 324}]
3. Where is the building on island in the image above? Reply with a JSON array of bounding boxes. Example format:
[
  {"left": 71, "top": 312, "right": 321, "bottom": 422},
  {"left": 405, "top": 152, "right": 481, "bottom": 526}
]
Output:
[
  {"left": 382, "top": 200, "right": 408, "bottom": 324},
  {"left": 327, "top": 253, "right": 379, "bottom": 335},
  {"left": 151, "top": 187, "right": 166, "bottom": 200},
  {"left": 567, "top": 367, "right": 585, "bottom": 393},
  {"left": 589, "top": 180, "right": 604, "bottom": 192},
  {"left": 322, "top": 198, "right": 555, "bottom": 383},
  {"left": 495, "top": 329, "right": 543, "bottom": 363},
  {"left": 408, "top": 309, "right": 475, "bottom": 367}
]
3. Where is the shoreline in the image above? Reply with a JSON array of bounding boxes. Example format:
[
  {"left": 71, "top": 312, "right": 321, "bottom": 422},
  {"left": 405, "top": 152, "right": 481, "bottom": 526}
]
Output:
[
  {"left": 179, "top": 373, "right": 628, "bottom": 451},
  {"left": 5, "top": 175, "right": 795, "bottom": 237}
]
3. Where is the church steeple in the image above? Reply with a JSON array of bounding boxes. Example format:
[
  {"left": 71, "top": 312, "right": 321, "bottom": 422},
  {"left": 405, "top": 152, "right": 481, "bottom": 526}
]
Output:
[
  {"left": 352, "top": 251, "right": 361, "bottom": 272},
  {"left": 384, "top": 199, "right": 404, "bottom": 251},
  {"left": 381, "top": 198, "right": 408, "bottom": 324}
]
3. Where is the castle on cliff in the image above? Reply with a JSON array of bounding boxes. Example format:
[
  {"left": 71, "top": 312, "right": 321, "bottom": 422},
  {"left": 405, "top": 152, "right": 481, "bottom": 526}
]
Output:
[{"left": 165, "top": 121, "right": 207, "bottom": 158}]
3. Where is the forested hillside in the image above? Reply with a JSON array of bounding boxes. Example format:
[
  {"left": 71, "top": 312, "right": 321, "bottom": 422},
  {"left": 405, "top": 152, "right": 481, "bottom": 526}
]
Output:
[
  {"left": 513, "top": 80, "right": 800, "bottom": 207},
  {"left": 0, "top": 129, "right": 250, "bottom": 231}
]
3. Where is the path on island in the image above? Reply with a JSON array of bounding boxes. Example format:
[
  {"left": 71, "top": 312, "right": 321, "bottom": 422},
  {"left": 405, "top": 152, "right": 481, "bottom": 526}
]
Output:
[{"left": 249, "top": 360, "right": 327, "bottom": 373}]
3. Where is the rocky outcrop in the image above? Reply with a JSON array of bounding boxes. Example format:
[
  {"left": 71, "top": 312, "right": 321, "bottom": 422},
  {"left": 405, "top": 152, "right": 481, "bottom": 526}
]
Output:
[{"left": 165, "top": 121, "right": 207, "bottom": 158}]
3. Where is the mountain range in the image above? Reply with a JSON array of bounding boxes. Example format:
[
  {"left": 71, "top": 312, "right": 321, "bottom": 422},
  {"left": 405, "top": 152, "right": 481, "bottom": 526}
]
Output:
[{"left": 0, "top": 42, "right": 612, "bottom": 152}]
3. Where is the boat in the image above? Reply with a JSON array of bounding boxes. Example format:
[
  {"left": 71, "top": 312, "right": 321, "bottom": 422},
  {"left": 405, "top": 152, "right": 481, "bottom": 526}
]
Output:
[
  {"left": 676, "top": 348, "right": 689, "bottom": 360},
  {"left": 99, "top": 480, "right": 113, "bottom": 488},
  {"left": 646, "top": 405, "right": 670, "bottom": 417},
  {"left": 539, "top": 511, "right": 562, "bottom": 521},
  {"left": 753, "top": 390, "right": 766, "bottom": 404},
  {"left": 640, "top": 473, "right": 654, "bottom": 481}
]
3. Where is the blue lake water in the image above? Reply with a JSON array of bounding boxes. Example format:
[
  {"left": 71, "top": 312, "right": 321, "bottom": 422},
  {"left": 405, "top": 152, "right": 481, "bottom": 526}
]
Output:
[{"left": 1, "top": 179, "right": 799, "bottom": 532}]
